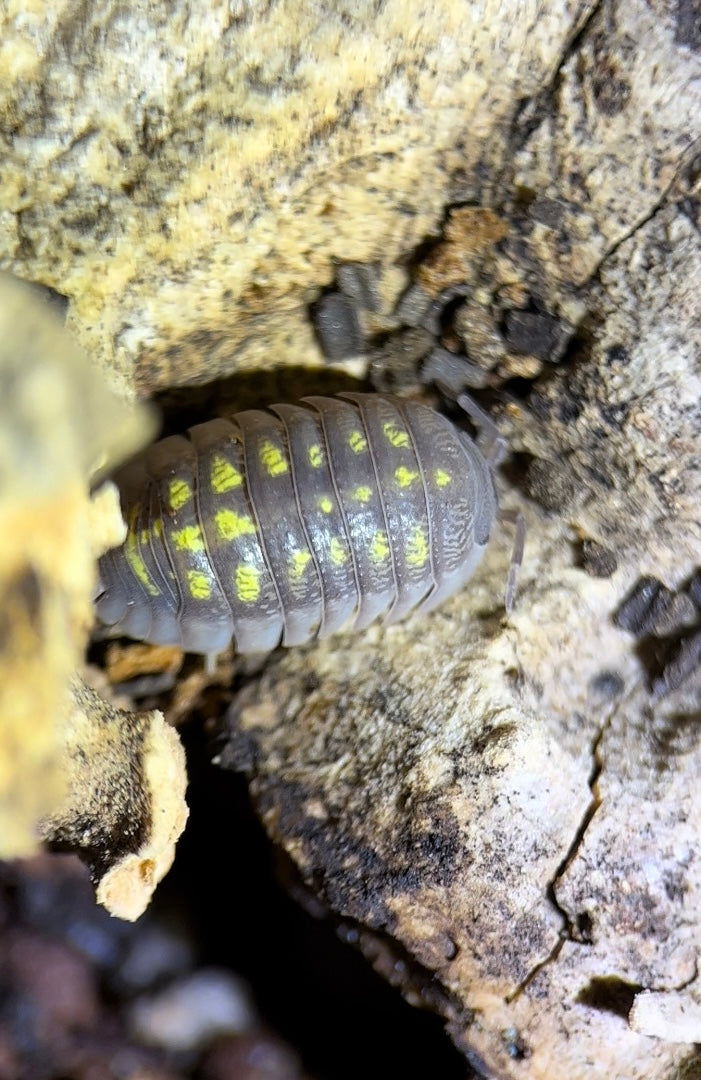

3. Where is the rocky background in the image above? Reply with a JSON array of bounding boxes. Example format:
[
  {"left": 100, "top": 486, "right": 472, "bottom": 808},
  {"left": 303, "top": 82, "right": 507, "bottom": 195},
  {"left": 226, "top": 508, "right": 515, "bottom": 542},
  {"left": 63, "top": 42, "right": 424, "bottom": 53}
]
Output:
[{"left": 1, "top": 1, "right": 700, "bottom": 1077}]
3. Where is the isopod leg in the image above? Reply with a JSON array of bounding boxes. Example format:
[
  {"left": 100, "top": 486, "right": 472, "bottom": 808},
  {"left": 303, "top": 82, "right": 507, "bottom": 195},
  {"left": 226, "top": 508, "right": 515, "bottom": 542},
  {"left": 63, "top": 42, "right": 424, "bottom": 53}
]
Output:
[
  {"left": 498, "top": 507, "right": 525, "bottom": 614},
  {"left": 455, "top": 392, "right": 508, "bottom": 467}
]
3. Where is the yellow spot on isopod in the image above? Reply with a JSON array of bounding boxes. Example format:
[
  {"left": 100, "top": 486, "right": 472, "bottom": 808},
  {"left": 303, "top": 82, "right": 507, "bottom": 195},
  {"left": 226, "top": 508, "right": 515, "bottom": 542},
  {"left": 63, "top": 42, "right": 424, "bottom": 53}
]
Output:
[
  {"left": 125, "top": 508, "right": 159, "bottom": 596},
  {"left": 168, "top": 478, "right": 192, "bottom": 511},
  {"left": 318, "top": 495, "right": 334, "bottom": 514},
  {"left": 383, "top": 421, "right": 409, "bottom": 448},
  {"left": 260, "top": 439, "right": 288, "bottom": 476},
  {"left": 140, "top": 528, "right": 150, "bottom": 545},
  {"left": 308, "top": 444, "right": 324, "bottom": 468},
  {"left": 352, "top": 485, "right": 373, "bottom": 503},
  {"left": 289, "top": 549, "right": 312, "bottom": 583},
  {"left": 172, "top": 525, "right": 205, "bottom": 552},
  {"left": 395, "top": 466, "right": 419, "bottom": 488},
  {"left": 434, "top": 468, "right": 452, "bottom": 487},
  {"left": 187, "top": 569, "right": 211, "bottom": 599},
  {"left": 235, "top": 563, "right": 260, "bottom": 603},
  {"left": 405, "top": 525, "right": 428, "bottom": 568},
  {"left": 328, "top": 537, "right": 347, "bottom": 565},
  {"left": 348, "top": 430, "right": 367, "bottom": 453},
  {"left": 369, "top": 530, "right": 390, "bottom": 563},
  {"left": 152, "top": 518, "right": 163, "bottom": 538},
  {"left": 126, "top": 545, "right": 159, "bottom": 595},
  {"left": 215, "top": 508, "right": 256, "bottom": 541},
  {"left": 211, "top": 454, "right": 242, "bottom": 494}
]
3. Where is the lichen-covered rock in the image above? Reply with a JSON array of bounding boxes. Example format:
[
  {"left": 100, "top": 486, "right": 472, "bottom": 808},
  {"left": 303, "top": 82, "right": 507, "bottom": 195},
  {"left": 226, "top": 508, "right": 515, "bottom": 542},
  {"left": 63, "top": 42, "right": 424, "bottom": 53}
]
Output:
[
  {"left": 514, "top": 192, "right": 701, "bottom": 578},
  {"left": 0, "top": 0, "right": 582, "bottom": 391},
  {"left": 511, "top": 0, "right": 701, "bottom": 292}
]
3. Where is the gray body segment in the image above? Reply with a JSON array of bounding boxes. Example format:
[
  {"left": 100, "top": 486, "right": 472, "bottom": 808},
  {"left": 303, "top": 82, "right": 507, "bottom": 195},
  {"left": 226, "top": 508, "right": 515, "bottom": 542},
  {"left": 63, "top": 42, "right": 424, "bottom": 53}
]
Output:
[{"left": 95, "top": 394, "right": 498, "bottom": 655}]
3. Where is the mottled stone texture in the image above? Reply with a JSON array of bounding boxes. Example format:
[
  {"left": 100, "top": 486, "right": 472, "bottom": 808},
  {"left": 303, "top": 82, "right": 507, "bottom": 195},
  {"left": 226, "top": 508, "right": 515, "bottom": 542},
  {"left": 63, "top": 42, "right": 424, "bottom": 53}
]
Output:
[
  {"left": 1, "top": 0, "right": 583, "bottom": 391},
  {"left": 3, "top": 0, "right": 701, "bottom": 1076}
]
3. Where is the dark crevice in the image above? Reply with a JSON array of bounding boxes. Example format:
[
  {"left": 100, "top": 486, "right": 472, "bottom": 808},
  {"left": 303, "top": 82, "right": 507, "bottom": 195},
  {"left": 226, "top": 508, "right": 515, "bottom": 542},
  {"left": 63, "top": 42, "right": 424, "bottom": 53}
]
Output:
[
  {"left": 504, "top": 935, "right": 566, "bottom": 1004},
  {"left": 157, "top": 724, "right": 471, "bottom": 1080},
  {"left": 547, "top": 718, "right": 607, "bottom": 926},
  {"left": 589, "top": 135, "right": 701, "bottom": 281},
  {"left": 505, "top": 0, "right": 605, "bottom": 158},
  {"left": 576, "top": 976, "right": 643, "bottom": 1017},
  {"left": 506, "top": 710, "right": 612, "bottom": 1002}
]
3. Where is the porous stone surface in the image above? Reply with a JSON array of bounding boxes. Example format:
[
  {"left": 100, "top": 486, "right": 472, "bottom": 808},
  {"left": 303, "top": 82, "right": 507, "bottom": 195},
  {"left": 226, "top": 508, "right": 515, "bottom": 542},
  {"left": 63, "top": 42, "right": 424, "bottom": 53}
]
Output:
[
  {"left": 0, "top": 277, "right": 187, "bottom": 919},
  {"left": 43, "top": 680, "right": 189, "bottom": 923},
  {"left": 0, "top": 0, "right": 586, "bottom": 390}
]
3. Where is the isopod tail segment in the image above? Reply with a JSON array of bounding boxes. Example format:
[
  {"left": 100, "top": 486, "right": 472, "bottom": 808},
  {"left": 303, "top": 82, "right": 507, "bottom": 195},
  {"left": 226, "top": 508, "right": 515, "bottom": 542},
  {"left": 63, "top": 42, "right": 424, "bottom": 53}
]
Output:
[{"left": 450, "top": 388, "right": 525, "bottom": 614}]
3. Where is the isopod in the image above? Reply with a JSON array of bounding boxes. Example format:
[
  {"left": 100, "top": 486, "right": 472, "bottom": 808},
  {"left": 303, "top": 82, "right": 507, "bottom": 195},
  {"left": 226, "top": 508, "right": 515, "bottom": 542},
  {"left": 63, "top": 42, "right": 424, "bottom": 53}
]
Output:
[{"left": 95, "top": 392, "right": 521, "bottom": 657}]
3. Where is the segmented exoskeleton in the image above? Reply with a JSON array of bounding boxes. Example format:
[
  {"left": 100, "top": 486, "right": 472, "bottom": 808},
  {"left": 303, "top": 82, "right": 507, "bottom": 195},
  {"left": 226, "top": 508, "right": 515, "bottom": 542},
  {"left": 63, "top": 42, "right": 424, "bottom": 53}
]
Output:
[{"left": 95, "top": 393, "right": 509, "bottom": 656}]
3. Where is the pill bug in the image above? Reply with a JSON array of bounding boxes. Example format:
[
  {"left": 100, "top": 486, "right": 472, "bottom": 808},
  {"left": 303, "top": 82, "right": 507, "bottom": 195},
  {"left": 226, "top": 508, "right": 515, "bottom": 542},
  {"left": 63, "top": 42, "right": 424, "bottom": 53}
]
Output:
[{"left": 95, "top": 392, "right": 519, "bottom": 658}]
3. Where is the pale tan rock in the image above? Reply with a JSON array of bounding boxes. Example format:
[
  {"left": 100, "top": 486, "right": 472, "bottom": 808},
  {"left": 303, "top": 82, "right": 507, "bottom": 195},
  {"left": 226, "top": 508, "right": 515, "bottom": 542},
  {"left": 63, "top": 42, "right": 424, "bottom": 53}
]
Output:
[
  {"left": 41, "top": 681, "right": 188, "bottom": 923},
  {"left": 0, "top": 275, "right": 152, "bottom": 857},
  {"left": 0, "top": 279, "right": 187, "bottom": 912},
  {"left": 87, "top": 482, "right": 127, "bottom": 560},
  {"left": 630, "top": 987, "right": 701, "bottom": 1043},
  {"left": 0, "top": 0, "right": 580, "bottom": 391},
  {"left": 0, "top": 278, "right": 188, "bottom": 914}
]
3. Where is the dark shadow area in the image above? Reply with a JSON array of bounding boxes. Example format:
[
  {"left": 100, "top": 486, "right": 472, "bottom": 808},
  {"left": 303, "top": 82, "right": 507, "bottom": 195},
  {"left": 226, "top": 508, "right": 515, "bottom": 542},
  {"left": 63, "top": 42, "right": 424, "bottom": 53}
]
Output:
[
  {"left": 576, "top": 976, "right": 642, "bottom": 1019},
  {"left": 157, "top": 721, "right": 472, "bottom": 1080},
  {"left": 151, "top": 365, "right": 370, "bottom": 440}
]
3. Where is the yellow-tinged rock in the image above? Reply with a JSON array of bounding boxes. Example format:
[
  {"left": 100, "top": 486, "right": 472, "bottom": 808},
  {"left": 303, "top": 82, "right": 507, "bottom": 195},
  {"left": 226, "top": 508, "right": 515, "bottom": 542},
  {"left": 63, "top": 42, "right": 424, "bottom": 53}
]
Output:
[{"left": 0, "top": 274, "right": 152, "bottom": 857}]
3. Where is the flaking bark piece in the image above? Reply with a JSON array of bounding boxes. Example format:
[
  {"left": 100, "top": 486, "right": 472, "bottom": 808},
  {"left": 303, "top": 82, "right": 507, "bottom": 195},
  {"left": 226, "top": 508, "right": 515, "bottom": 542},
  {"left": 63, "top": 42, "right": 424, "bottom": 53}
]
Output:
[{"left": 41, "top": 680, "right": 188, "bottom": 922}]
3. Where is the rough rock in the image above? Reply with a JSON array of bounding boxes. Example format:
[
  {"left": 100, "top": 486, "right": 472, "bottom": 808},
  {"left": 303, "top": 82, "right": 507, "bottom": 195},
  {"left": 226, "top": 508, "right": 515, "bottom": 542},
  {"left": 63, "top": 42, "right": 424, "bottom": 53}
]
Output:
[
  {"left": 2, "top": 0, "right": 701, "bottom": 1075},
  {"left": 0, "top": 277, "right": 187, "bottom": 919},
  {"left": 0, "top": 0, "right": 585, "bottom": 390},
  {"left": 42, "top": 680, "right": 189, "bottom": 922}
]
